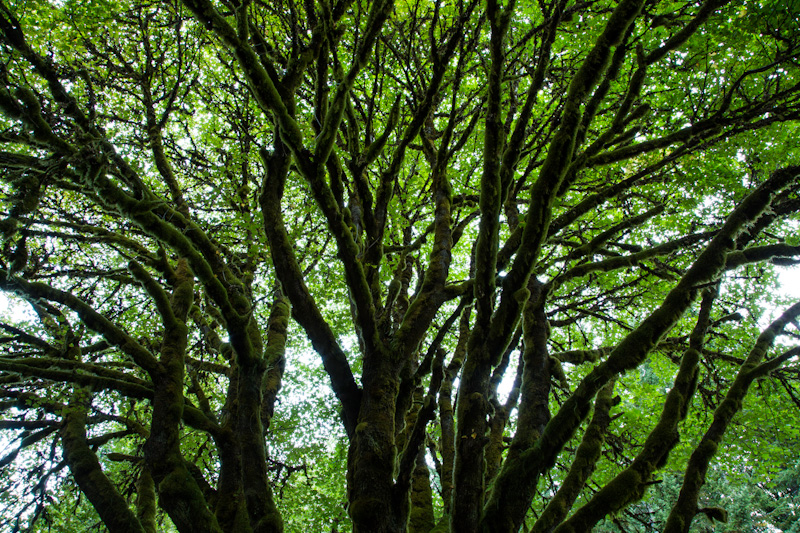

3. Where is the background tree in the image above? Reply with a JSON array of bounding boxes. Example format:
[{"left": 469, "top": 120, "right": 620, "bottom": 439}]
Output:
[{"left": 1, "top": 0, "right": 800, "bottom": 532}]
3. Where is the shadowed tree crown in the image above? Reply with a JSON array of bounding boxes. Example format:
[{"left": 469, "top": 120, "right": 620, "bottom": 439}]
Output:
[{"left": 1, "top": 0, "right": 800, "bottom": 531}]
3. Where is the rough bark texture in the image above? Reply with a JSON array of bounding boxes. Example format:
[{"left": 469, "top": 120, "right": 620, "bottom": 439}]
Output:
[
  {"left": 1, "top": 1, "right": 800, "bottom": 532},
  {"left": 664, "top": 299, "right": 800, "bottom": 533},
  {"left": 61, "top": 401, "right": 147, "bottom": 533}
]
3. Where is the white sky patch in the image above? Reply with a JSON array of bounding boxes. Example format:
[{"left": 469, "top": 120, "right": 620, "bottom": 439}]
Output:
[
  {"left": 0, "top": 292, "right": 35, "bottom": 323},
  {"left": 778, "top": 265, "right": 800, "bottom": 299}
]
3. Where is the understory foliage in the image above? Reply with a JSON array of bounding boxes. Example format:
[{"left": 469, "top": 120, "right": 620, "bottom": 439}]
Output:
[{"left": 2, "top": 0, "right": 800, "bottom": 531}]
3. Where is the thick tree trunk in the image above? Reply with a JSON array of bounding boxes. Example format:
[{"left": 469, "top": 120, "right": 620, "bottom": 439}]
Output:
[
  {"left": 506, "top": 279, "right": 551, "bottom": 464},
  {"left": 348, "top": 358, "right": 403, "bottom": 533},
  {"left": 143, "top": 263, "right": 222, "bottom": 533},
  {"left": 450, "top": 345, "right": 492, "bottom": 533}
]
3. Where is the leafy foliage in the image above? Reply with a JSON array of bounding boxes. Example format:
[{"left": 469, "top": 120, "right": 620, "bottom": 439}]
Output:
[{"left": 1, "top": 0, "right": 800, "bottom": 532}]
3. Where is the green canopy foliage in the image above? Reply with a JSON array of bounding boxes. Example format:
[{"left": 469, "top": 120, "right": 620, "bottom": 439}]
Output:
[{"left": 1, "top": 0, "right": 800, "bottom": 531}]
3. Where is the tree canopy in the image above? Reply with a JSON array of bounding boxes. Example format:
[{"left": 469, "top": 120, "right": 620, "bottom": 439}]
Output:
[{"left": 1, "top": 0, "right": 800, "bottom": 531}]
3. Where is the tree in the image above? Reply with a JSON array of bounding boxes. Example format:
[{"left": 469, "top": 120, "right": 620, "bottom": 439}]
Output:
[{"left": 1, "top": 0, "right": 800, "bottom": 531}]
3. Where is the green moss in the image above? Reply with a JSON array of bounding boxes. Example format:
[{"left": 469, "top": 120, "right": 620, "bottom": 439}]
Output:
[
  {"left": 348, "top": 498, "right": 384, "bottom": 523},
  {"left": 700, "top": 506, "right": 728, "bottom": 523},
  {"left": 0, "top": 217, "right": 18, "bottom": 239},
  {"left": 136, "top": 468, "right": 157, "bottom": 533}
]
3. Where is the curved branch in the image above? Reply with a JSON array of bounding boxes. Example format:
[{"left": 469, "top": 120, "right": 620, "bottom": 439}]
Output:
[
  {"left": 664, "top": 299, "right": 800, "bottom": 533},
  {"left": 60, "top": 396, "right": 147, "bottom": 533},
  {"left": 259, "top": 145, "right": 361, "bottom": 436},
  {"left": 483, "top": 164, "right": 800, "bottom": 532},
  {"left": 0, "top": 272, "right": 160, "bottom": 375}
]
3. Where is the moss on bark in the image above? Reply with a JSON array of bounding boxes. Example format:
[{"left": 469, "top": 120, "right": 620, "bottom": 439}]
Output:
[
  {"left": 664, "top": 298, "right": 800, "bottom": 532},
  {"left": 408, "top": 448, "right": 435, "bottom": 533},
  {"left": 61, "top": 399, "right": 146, "bottom": 533}
]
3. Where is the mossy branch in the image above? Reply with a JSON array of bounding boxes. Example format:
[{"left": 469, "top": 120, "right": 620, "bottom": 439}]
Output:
[
  {"left": 531, "top": 380, "right": 616, "bottom": 533},
  {"left": 552, "top": 347, "right": 612, "bottom": 365},
  {"left": 396, "top": 349, "right": 445, "bottom": 497},
  {"left": 180, "top": 0, "right": 309, "bottom": 170},
  {"left": 374, "top": 3, "right": 473, "bottom": 236},
  {"left": 0, "top": 425, "right": 59, "bottom": 469},
  {"left": 393, "top": 157, "right": 455, "bottom": 362},
  {"left": 0, "top": 271, "right": 160, "bottom": 375},
  {"left": 553, "top": 287, "right": 716, "bottom": 532},
  {"left": 60, "top": 394, "right": 147, "bottom": 533},
  {"left": 183, "top": 0, "right": 384, "bottom": 355},
  {"left": 22, "top": 224, "right": 160, "bottom": 270},
  {"left": 472, "top": 0, "right": 515, "bottom": 337},
  {"left": 550, "top": 230, "right": 715, "bottom": 292},
  {"left": 0, "top": 85, "right": 74, "bottom": 154},
  {"left": 561, "top": 204, "right": 665, "bottom": 263},
  {"left": 136, "top": 468, "right": 157, "bottom": 533},
  {"left": 586, "top": 109, "right": 771, "bottom": 168},
  {"left": 486, "top": 0, "right": 645, "bottom": 373},
  {"left": 506, "top": 279, "right": 551, "bottom": 463},
  {"left": 644, "top": 0, "right": 731, "bottom": 65},
  {"left": 0, "top": 322, "right": 58, "bottom": 354},
  {"left": 128, "top": 260, "right": 178, "bottom": 331},
  {"left": 414, "top": 298, "right": 471, "bottom": 382},
  {"left": 724, "top": 243, "right": 800, "bottom": 269},
  {"left": 569, "top": 25, "right": 637, "bottom": 173},
  {"left": 262, "top": 290, "right": 291, "bottom": 432},
  {"left": 79, "top": 165, "right": 245, "bottom": 328},
  {"left": 189, "top": 306, "right": 229, "bottom": 359},
  {"left": 437, "top": 305, "right": 471, "bottom": 514},
  {"left": 547, "top": 146, "right": 695, "bottom": 242},
  {"left": 498, "top": 1, "right": 563, "bottom": 203},
  {"left": 314, "top": 0, "right": 394, "bottom": 164},
  {"left": 362, "top": 96, "right": 401, "bottom": 167},
  {"left": 141, "top": 82, "right": 190, "bottom": 217},
  {"left": 664, "top": 299, "right": 800, "bottom": 533},
  {"left": 259, "top": 145, "right": 361, "bottom": 437},
  {"left": 483, "top": 164, "right": 799, "bottom": 532},
  {"left": 0, "top": 358, "right": 153, "bottom": 399}
]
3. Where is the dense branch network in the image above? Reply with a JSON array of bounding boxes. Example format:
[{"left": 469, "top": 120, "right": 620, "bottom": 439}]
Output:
[{"left": 1, "top": 0, "right": 800, "bottom": 532}]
